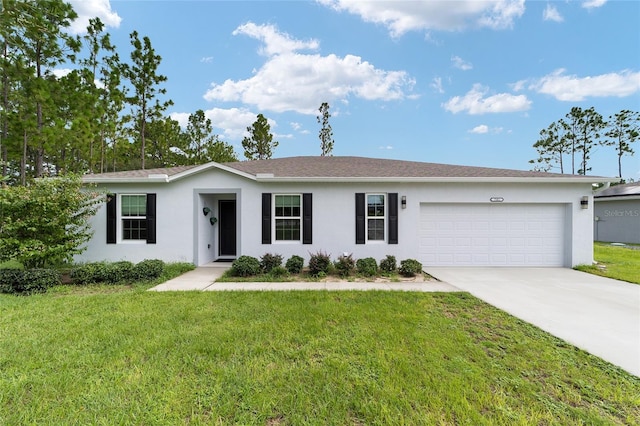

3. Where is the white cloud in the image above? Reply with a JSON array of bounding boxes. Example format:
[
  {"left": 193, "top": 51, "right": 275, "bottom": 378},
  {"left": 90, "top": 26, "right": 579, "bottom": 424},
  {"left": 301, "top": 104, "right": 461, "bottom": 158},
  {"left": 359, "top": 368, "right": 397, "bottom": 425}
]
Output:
[
  {"left": 67, "top": 0, "right": 121, "bottom": 34},
  {"left": 543, "top": 4, "right": 564, "bottom": 22},
  {"left": 169, "top": 112, "right": 190, "bottom": 128},
  {"left": 317, "top": 0, "right": 525, "bottom": 36},
  {"left": 469, "top": 125, "right": 505, "bottom": 134},
  {"left": 170, "top": 108, "right": 261, "bottom": 141},
  {"left": 431, "top": 77, "right": 444, "bottom": 94},
  {"left": 470, "top": 124, "right": 489, "bottom": 134},
  {"left": 233, "top": 22, "right": 319, "bottom": 56},
  {"left": 528, "top": 69, "right": 640, "bottom": 101},
  {"left": 582, "top": 0, "right": 607, "bottom": 9},
  {"left": 204, "top": 22, "right": 415, "bottom": 114},
  {"left": 451, "top": 55, "right": 473, "bottom": 71},
  {"left": 290, "top": 122, "right": 302, "bottom": 131},
  {"left": 443, "top": 84, "right": 531, "bottom": 114},
  {"left": 201, "top": 57, "right": 214, "bottom": 63},
  {"left": 379, "top": 145, "right": 394, "bottom": 150},
  {"left": 52, "top": 68, "right": 73, "bottom": 78}
]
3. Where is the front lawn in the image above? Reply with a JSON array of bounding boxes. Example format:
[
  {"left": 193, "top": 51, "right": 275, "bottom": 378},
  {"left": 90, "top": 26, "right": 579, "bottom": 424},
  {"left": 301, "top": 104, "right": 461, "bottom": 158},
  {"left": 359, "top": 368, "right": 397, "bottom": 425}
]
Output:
[
  {"left": 575, "top": 242, "right": 640, "bottom": 284},
  {"left": 0, "top": 291, "right": 637, "bottom": 424}
]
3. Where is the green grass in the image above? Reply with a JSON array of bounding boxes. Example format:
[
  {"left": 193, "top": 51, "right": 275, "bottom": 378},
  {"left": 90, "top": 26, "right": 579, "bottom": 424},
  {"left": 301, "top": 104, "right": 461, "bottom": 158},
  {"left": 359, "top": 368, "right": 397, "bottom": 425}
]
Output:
[
  {"left": 0, "top": 290, "right": 638, "bottom": 425},
  {"left": 575, "top": 242, "right": 640, "bottom": 284}
]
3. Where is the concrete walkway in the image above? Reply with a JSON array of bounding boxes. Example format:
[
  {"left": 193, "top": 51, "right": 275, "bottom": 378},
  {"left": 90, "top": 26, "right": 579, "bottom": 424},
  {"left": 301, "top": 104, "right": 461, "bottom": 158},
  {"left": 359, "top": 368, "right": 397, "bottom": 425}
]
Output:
[
  {"left": 427, "top": 267, "right": 640, "bottom": 377},
  {"left": 149, "top": 265, "right": 459, "bottom": 292}
]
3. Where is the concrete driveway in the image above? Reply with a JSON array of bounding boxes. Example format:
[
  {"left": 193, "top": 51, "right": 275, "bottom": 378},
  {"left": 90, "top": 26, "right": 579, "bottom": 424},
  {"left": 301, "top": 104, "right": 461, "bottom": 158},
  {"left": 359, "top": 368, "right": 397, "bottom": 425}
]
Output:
[{"left": 426, "top": 268, "right": 640, "bottom": 377}]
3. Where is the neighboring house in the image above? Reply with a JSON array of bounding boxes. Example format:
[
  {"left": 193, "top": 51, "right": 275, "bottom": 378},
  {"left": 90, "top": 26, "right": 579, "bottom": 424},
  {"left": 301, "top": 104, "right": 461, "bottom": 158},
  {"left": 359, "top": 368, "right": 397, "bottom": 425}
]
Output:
[
  {"left": 79, "top": 156, "right": 612, "bottom": 268},
  {"left": 594, "top": 181, "right": 640, "bottom": 244}
]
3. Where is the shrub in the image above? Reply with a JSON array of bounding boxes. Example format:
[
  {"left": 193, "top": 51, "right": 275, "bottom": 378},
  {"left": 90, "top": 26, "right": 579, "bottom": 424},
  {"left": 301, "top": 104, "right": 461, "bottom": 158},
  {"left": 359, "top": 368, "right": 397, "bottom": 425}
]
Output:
[
  {"left": 399, "top": 259, "right": 423, "bottom": 277},
  {"left": 0, "top": 269, "right": 60, "bottom": 295},
  {"left": 260, "top": 253, "right": 283, "bottom": 273},
  {"left": 231, "top": 255, "right": 261, "bottom": 277},
  {"left": 70, "top": 262, "right": 107, "bottom": 284},
  {"left": 285, "top": 255, "right": 304, "bottom": 274},
  {"left": 379, "top": 255, "right": 397, "bottom": 274},
  {"left": 0, "top": 260, "right": 24, "bottom": 270},
  {"left": 308, "top": 251, "right": 331, "bottom": 277},
  {"left": 131, "top": 259, "right": 165, "bottom": 281},
  {"left": 104, "top": 261, "right": 135, "bottom": 284},
  {"left": 334, "top": 253, "right": 355, "bottom": 278},
  {"left": 268, "top": 266, "right": 288, "bottom": 278},
  {"left": 356, "top": 257, "right": 378, "bottom": 277}
]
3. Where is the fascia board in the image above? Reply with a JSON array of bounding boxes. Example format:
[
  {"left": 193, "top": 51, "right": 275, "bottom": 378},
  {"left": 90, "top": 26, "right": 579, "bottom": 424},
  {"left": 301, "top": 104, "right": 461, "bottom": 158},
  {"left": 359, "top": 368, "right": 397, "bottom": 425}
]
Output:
[
  {"left": 594, "top": 195, "right": 640, "bottom": 201},
  {"left": 254, "top": 176, "right": 617, "bottom": 184}
]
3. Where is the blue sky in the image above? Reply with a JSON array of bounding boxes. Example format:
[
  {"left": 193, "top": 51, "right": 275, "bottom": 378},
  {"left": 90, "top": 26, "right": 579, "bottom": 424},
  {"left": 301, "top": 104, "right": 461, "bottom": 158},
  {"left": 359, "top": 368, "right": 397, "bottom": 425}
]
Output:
[{"left": 67, "top": 0, "right": 639, "bottom": 179}]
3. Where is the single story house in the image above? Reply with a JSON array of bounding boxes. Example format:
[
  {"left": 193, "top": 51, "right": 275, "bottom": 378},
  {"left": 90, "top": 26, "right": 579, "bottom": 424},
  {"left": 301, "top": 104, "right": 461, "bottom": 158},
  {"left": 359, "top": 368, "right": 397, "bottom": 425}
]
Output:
[
  {"left": 594, "top": 181, "right": 640, "bottom": 244},
  {"left": 79, "top": 156, "right": 612, "bottom": 268}
]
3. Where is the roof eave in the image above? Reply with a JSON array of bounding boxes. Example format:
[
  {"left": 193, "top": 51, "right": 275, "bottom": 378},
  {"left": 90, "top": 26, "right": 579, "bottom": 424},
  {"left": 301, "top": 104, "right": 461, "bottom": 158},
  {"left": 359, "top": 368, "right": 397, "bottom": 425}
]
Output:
[{"left": 254, "top": 176, "right": 616, "bottom": 184}]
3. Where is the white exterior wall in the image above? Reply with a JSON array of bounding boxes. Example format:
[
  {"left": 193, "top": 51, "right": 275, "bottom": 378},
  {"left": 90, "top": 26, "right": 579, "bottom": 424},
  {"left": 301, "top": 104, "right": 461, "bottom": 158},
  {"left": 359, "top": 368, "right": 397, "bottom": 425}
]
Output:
[
  {"left": 78, "top": 169, "right": 595, "bottom": 267},
  {"left": 240, "top": 181, "right": 594, "bottom": 267}
]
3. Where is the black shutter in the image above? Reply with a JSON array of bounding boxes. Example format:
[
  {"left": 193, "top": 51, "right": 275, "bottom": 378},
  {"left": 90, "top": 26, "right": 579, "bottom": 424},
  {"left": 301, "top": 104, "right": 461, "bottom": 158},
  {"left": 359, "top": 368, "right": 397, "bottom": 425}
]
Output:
[
  {"left": 388, "top": 193, "right": 398, "bottom": 244},
  {"left": 106, "top": 193, "right": 117, "bottom": 244},
  {"left": 355, "top": 193, "right": 365, "bottom": 244},
  {"left": 262, "top": 193, "right": 271, "bottom": 244},
  {"left": 302, "top": 193, "right": 312, "bottom": 244},
  {"left": 146, "top": 193, "right": 157, "bottom": 244}
]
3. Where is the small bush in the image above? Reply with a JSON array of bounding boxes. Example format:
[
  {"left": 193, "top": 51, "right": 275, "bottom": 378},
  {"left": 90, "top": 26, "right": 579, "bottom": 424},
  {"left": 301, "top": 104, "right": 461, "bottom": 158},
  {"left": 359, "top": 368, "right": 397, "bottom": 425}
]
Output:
[
  {"left": 379, "top": 255, "right": 397, "bottom": 274},
  {"left": 0, "top": 269, "right": 60, "bottom": 295},
  {"left": 334, "top": 253, "right": 355, "bottom": 278},
  {"left": 399, "top": 259, "right": 423, "bottom": 277},
  {"left": 231, "top": 255, "right": 261, "bottom": 277},
  {"left": 308, "top": 251, "right": 331, "bottom": 277},
  {"left": 268, "top": 266, "right": 288, "bottom": 278},
  {"left": 356, "top": 257, "right": 378, "bottom": 277},
  {"left": 104, "top": 261, "right": 135, "bottom": 284},
  {"left": 70, "top": 262, "right": 106, "bottom": 285},
  {"left": 131, "top": 259, "right": 165, "bottom": 281},
  {"left": 260, "top": 253, "right": 283, "bottom": 273},
  {"left": 285, "top": 255, "right": 304, "bottom": 274}
]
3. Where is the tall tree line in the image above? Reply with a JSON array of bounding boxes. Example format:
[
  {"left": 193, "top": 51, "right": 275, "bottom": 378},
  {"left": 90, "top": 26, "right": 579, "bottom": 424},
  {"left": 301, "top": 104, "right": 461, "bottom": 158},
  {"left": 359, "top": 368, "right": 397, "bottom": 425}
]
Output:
[
  {"left": 530, "top": 107, "right": 639, "bottom": 178},
  {"left": 0, "top": 0, "right": 237, "bottom": 185}
]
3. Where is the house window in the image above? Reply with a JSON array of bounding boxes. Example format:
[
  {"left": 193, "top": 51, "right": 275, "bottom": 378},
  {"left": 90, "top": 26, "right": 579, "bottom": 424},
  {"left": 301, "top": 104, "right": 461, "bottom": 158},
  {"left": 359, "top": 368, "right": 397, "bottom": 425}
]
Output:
[
  {"left": 121, "top": 194, "right": 147, "bottom": 241},
  {"left": 367, "top": 194, "right": 385, "bottom": 241},
  {"left": 274, "top": 194, "right": 301, "bottom": 241}
]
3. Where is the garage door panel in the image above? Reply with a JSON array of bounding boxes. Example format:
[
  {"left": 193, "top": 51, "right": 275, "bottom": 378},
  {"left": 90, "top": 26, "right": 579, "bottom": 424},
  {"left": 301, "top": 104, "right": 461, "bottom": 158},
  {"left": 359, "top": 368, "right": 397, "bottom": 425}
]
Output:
[{"left": 419, "top": 203, "right": 566, "bottom": 267}]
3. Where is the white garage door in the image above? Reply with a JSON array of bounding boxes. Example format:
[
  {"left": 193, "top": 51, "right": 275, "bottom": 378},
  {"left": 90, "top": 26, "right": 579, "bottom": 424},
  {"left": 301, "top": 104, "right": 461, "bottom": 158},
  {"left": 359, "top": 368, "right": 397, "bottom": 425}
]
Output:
[{"left": 419, "top": 203, "right": 566, "bottom": 267}]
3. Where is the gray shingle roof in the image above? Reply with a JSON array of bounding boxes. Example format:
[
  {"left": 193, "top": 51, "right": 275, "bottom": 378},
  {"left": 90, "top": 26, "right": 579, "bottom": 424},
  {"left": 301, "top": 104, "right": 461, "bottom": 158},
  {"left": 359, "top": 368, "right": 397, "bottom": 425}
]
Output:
[
  {"left": 84, "top": 165, "right": 200, "bottom": 179},
  {"left": 595, "top": 181, "right": 640, "bottom": 198},
  {"left": 224, "top": 156, "right": 583, "bottom": 178},
  {"left": 83, "top": 156, "right": 608, "bottom": 182}
]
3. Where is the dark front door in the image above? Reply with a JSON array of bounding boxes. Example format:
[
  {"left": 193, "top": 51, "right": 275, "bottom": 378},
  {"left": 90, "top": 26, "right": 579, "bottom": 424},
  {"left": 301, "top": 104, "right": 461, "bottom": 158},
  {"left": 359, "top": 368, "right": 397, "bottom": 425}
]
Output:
[{"left": 218, "top": 200, "right": 236, "bottom": 256}]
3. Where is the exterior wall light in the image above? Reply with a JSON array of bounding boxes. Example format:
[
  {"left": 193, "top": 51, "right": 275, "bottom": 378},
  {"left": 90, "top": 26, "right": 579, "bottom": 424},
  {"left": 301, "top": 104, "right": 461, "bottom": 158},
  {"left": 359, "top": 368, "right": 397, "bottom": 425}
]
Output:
[
  {"left": 203, "top": 207, "right": 211, "bottom": 216},
  {"left": 580, "top": 196, "right": 589, "bottom": 209},
  {"left": 401, "top": 196, "right": 407, "bottom": 209}
]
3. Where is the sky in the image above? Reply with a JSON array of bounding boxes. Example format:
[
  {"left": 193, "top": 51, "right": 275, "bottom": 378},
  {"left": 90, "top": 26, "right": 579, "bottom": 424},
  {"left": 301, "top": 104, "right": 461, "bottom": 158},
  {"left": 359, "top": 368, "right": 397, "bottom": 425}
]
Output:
[{"left": 65, "top": 0, "right": 639, "bottom": 179}]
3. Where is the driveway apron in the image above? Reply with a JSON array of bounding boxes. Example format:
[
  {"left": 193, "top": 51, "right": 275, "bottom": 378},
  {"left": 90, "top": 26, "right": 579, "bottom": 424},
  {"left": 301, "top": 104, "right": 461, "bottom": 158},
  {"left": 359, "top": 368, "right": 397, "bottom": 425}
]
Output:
[{"left": 426, "top": 267, "right": 640, "bottom": 377}]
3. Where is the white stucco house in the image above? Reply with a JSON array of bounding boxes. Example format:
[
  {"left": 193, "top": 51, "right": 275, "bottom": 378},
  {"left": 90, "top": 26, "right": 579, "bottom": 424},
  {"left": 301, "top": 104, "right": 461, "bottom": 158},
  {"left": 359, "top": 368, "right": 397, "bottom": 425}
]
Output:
[
  {"left": 594, "top": 181, "right": 640, "bottom": 244},
  {"left": 78, "top": 156, "right": 612, "bottom": 268}
]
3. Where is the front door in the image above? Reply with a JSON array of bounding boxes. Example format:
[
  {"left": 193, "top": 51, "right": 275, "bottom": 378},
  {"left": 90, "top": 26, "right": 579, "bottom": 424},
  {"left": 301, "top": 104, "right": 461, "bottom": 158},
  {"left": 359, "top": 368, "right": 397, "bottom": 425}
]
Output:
[{"left": 218, "top": 200, "right": 236, "bottom": 256}]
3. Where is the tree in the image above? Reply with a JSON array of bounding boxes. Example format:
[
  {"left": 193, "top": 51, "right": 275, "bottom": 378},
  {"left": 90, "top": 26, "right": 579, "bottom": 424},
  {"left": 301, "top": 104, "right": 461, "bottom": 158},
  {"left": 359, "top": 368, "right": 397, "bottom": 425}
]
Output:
[
  {"left": 604, "top": 110, "right": 639, "bottom": 178},
  {"left": 529, "top": 121, "right": 569, "bottom": 173},
  {"left": 317, "top": 102, "right": 334, "bottom": 156},
  {"left": 242, "top": 113, "right": 278, "bottom": 160},
  {"left": 563, "top": 107, "right": 606, "bottom": 175},
  {"left": 185, "top": 109, "right": 238, "bottom": 164},
  {"left": 122, "top": 31, "right": 172, "bottom": 170},
  {"left": 0, "top": 175, "right": 103, "bottom": 268}
]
